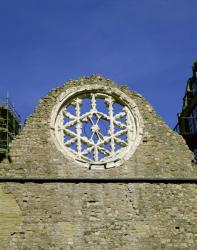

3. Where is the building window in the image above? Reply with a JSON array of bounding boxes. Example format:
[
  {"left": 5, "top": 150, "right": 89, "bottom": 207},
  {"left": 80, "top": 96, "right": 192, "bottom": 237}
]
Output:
[
  {"left": 188, "top": 108, "right": 197, "bottom": 133},
  {"left": 191, "top": 81, "right": 197, "bottom": 93},
  {"left": 193, "top": 149, "right": 197, "bottom": 163}
]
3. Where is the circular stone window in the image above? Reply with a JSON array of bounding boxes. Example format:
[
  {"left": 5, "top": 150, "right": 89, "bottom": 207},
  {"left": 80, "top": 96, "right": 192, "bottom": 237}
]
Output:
[{"left": 51, "top": 85, "right": 143, "bottom": 169}]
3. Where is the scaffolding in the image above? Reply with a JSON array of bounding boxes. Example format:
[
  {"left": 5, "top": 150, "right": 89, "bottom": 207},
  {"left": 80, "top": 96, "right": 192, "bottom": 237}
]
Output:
[{"left": 0, "top": 95, "right": 21, "bottom": 158}]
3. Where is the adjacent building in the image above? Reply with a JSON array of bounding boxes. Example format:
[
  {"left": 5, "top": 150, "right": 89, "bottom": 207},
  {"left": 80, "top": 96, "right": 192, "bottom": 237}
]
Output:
[{"left": 174, "top": 61, "right": 197, "bottom": 162}]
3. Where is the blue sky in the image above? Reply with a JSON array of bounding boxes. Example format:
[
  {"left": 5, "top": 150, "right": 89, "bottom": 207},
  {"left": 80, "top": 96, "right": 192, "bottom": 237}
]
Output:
[{"left": 0, "top": 0, "right": 197, "bottom": 128}]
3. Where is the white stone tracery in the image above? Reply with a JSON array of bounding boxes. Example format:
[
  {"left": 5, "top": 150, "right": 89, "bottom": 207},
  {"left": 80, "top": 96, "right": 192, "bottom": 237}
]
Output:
[{"left": 51, "top": 86, "right": 143, "bottom": 169}]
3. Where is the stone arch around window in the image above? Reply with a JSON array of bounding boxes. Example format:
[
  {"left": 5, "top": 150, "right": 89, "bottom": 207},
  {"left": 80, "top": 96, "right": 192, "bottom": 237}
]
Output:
[{"left": 50, "top": 84, "right": 143, "bottom": 170}]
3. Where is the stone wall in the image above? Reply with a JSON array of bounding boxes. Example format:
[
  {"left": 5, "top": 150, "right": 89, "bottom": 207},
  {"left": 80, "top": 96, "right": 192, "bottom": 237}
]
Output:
[
  {"left": 0, "top": 75, "right": 197, "bottom": 249},
  {"left": 0, "top": 182, "right": 196, "bottom": 250}
]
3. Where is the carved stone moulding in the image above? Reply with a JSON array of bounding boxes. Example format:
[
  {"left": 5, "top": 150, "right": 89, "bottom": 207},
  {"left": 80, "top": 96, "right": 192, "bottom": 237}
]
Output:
[{"left": 50, "top": 84, "right": 143, "bottom": 169}]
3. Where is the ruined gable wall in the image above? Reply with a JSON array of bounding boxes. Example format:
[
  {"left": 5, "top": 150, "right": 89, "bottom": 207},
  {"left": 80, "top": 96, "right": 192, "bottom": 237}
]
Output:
[
  {"left": 0, "top": 75, "right": 195, "bottom": 177},
  {"left": 0, "top": 75, "right": 197, "bottom": 249}
]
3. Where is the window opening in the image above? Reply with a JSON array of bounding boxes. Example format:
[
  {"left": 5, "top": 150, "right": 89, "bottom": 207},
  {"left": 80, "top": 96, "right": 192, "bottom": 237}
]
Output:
[{"left": 53, "top": 90, "right": 142, "bottom": 169}]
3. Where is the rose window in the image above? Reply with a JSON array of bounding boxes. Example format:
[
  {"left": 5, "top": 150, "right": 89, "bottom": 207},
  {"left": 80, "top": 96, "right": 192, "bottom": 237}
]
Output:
[{"left": 53, "top": 88, "right": 142, "bottom": 170}]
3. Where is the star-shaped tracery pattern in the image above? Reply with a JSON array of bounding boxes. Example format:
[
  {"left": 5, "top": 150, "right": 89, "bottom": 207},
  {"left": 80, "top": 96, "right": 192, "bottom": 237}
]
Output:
[{"left": 56, "top": 93, "right": 134, "bottom": 164}]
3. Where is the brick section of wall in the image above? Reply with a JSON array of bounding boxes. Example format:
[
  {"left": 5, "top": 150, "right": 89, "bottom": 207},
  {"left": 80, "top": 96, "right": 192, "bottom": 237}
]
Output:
[{"left": 0, "top": 184, "right": 22, "bottom": 249}]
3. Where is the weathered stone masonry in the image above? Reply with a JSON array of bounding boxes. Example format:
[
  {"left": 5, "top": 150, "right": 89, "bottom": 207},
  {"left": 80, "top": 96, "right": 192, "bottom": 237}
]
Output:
[{"left": 0, "top": 75, "right": 197, "bottom": 249}]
